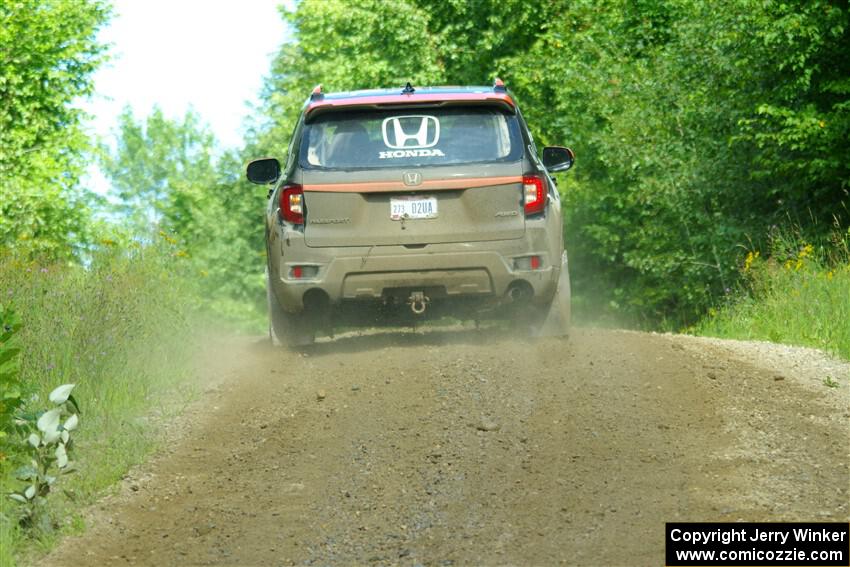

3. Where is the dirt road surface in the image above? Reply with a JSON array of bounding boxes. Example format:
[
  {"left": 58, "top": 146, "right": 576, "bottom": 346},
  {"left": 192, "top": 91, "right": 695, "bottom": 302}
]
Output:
[{"left": 41, "top": 328, "right": 849, "bottom": 566}]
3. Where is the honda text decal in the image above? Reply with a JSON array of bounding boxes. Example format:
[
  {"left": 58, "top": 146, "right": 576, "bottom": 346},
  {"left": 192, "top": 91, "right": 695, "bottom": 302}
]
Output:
[{"left": 379, "top": 115, "right": 446, "bottom": 159}]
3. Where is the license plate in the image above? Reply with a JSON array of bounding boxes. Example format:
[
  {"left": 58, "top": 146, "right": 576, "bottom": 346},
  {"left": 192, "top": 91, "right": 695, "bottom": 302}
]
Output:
[{"left": 390, "top": 196, "right": 438, "bottom": 220}]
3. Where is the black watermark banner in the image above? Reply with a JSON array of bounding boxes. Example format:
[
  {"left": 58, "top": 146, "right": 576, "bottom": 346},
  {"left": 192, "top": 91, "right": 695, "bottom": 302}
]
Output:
[{"left": 666, "top": 523, "right": 849, "bottom": 566}]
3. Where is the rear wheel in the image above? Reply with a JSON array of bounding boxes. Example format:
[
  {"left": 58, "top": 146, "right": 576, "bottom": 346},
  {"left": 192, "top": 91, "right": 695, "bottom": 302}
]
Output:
[
  {"left": 530, "top": 254, "right": 571, "bottom": 338},
  {"left": 266, "top": 269, "right": 315, "bottom": 348}
]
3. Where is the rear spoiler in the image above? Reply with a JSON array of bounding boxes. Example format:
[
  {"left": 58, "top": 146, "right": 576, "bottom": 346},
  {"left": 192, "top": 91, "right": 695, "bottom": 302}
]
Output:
[{"left": 303, "top": 93, "right": 517, "bottom": 122}]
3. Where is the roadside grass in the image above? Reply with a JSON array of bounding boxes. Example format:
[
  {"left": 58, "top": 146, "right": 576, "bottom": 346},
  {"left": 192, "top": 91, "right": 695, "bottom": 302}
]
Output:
[
  {"left": 695, "top": 228, "right": 850, "bottom": 362},
  {"left": 0, "top": 240, "right": 203, "bottom": 566}
]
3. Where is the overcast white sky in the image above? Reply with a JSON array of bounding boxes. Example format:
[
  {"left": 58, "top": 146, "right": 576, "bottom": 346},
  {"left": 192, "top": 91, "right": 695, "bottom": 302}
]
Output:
[{"left": 80, "top": 0, "right": 290, "bottom": 155}]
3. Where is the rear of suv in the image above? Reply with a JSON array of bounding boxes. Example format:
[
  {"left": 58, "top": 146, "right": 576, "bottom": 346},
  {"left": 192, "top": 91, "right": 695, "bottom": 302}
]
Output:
[{"left": 247, "top": 80, "right": 575, "bottom": 347}]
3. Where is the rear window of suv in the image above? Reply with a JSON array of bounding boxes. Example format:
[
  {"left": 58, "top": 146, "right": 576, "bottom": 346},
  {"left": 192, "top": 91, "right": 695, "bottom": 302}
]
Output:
[{"left": 300, "top": 107, "right": 522, "bottom": 170}]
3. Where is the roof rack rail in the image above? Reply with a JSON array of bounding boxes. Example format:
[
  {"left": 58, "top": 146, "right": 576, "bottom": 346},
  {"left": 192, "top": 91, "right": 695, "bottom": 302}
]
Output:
[
  {"left": 310, "top": 84, "right": 324, "bottom": 101},
  {"left": 493, "top": 78, "right": 507, "bottom": 93}
]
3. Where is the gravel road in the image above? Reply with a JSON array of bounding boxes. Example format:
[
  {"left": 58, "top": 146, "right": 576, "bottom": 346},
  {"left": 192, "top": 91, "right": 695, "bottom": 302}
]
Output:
[{"left": 41, "top": 327, "right": 849, "bottom": 566}]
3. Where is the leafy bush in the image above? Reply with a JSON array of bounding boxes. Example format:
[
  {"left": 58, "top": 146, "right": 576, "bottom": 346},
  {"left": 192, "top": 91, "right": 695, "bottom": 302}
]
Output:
[
  {"left": 0, "top": 305, "right": 24, "bottom": 457},
  {"left": 9, "top": 384, "right": 80, "bottom": 531}
]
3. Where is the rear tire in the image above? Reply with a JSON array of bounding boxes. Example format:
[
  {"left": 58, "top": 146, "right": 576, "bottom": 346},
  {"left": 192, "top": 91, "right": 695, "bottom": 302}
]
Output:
[
  {"left": 266, "top": 269, "right": 315, "bottom": 348},
  {"left": 531, "top": 254, "right": 571, "bottom": 338}
]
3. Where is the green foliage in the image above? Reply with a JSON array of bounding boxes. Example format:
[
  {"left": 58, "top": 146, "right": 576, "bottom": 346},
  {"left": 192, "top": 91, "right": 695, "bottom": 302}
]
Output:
[
  {"left": 412, "top": 0, "right": 555, "bottom": 85},
  {"left": 696, "top": 228, "right": 850, "bottom": 361},
  {"left": 0, "top": 305, "right": 24, "bottom": 459},
  {"left": 100, "top": 107, "right": 218, "bottom": 232},
  {"left": 9, "top": 384, "right": 80, "bottom": 532},
  {"left": 734, "top": 2, "right": 849, "bottom": 205},
  {"left": 0, "top": 0, "right": 110, "bottom": 176},
  {"left": 253, "top": 0, "right": 445, "bottom": 153},
  {"left": 480, "top": 0, "right": 850, "bottom": 326},
  {"left": 0, "top": 244, "right": 201, "bottom": 563},
  {"left": 0, "top": 0, "right": 111, "bottom": 259},
  {"left": 100, "top": 109, "right": 268, "bottom": 327},
  {"left": 0, "top": 175, "right": 98, "bottom": 261}
]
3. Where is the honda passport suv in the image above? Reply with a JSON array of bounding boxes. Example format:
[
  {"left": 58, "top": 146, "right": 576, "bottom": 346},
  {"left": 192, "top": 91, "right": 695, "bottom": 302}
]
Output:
[{"left": 246, "top": 80, "right": 575, "bottom": 347}]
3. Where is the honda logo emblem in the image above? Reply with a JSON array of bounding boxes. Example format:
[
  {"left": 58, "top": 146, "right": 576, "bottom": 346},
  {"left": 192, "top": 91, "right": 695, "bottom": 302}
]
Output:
[
  {"left": 382, "top": 115, "right": 440, "bottom": 149},
  {"left": 402, "top": 171, "right": 422, "bottom": 186}
]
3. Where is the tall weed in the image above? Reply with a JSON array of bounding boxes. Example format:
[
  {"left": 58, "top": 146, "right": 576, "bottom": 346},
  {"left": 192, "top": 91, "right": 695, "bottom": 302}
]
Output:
[
  {"left": 696, "top": 227, "right": 850, "bottom": 361},
  {"left": 0, "top": 238, "right": 202, "bottom": 563}
]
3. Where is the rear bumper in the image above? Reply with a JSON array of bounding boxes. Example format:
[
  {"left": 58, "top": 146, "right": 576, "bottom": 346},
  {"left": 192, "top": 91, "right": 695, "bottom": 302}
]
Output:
[{"left": 268, "top": 227, "right": 562, "bottom": 312}]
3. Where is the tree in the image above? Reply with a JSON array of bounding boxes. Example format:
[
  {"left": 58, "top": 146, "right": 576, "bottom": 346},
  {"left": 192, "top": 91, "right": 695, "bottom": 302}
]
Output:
[
  {"left": 101, "top": 108, "right": 268, "bottom": 320},
  {"left": 251, "top": 0, "right": 445, "bottom": 155},
  {"left": 0, "top": 0, "right": 111, "bottom": 258},
  {"left": 733, "top": 1, "right": 849, "bottom": 225},
  {"left": 491, "top": 0, "right": 849, "bottom": 325},
  {"left": 100, "top": 106, "right": 218, "bottom": 235},
  {"left": 412, "top": 0, "right": 555, "bottom": 85}
]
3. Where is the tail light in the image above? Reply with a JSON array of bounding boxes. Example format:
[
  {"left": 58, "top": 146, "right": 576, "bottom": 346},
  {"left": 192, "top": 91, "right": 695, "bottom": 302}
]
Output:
[
  {"left": 522, "top": 175, "right": 546, "bottom": 216},
  {"left": 280, "top": 184, "right": 304, "bottom": 224},
  {"left": 513, "top": 255, "right": 543, "bottom": 271},
  {"left": 290, "top": 265, "right": 318, "bottom": 279}
]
